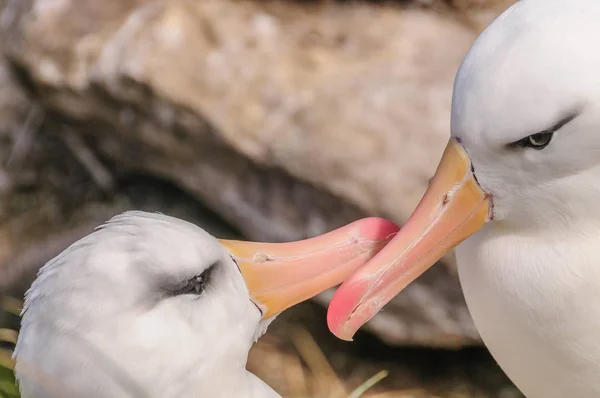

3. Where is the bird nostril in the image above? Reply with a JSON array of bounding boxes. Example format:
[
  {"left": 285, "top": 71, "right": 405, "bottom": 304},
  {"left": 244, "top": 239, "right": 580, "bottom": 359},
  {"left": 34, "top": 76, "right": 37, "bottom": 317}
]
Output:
[{"left": 442, "top": 193, "right": 450, "bottom": 206}]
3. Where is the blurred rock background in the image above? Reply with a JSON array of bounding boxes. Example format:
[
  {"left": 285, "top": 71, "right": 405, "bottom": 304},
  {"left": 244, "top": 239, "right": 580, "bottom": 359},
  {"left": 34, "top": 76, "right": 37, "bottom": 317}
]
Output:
[{"left": 0, "top": 0, "right": 524, "bottom": 396}]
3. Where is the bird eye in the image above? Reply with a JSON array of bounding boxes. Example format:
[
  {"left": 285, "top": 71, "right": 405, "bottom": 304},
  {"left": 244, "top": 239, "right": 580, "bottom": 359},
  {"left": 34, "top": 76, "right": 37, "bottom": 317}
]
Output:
[
  {"left": 172, "top": 264, "right": 215, "bottom": 296},
  {"left": 526, "top": 132, "right": 554, "bottom": 149},
  {"left": 511, "top": 131, "right": 554, "bottom": 150}
]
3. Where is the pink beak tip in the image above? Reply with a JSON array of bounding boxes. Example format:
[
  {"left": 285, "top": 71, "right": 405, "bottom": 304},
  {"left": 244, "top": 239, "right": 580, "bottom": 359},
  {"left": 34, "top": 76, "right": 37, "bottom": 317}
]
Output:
[
  {"left": 327, "top": 312, "right": 355, "bottom": 341},
  {"left": 326, "top": 287, "right": 361, "bottom": 341},
  {"left": 325, "top": 217, "right": 398, "bottom": 341}
]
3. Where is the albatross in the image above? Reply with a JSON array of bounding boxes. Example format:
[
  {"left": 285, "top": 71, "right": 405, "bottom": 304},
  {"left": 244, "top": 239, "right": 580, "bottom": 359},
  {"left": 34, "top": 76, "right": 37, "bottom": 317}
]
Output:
[
  {"left": 328, "top": 0, "right": 600, "bottom": 397},
  {"left": 13, "top": 211, "right": 398, "bottom": 398}
]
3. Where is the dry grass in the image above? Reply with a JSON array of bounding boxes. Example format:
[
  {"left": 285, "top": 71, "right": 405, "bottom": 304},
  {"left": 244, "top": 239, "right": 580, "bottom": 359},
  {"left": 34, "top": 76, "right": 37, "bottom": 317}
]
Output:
[
  {"left": 247, "top": 328, "right": 451, "bottom": 398},
  {"left": 248, "top": 328, "right": 399, "bottom": 397}
]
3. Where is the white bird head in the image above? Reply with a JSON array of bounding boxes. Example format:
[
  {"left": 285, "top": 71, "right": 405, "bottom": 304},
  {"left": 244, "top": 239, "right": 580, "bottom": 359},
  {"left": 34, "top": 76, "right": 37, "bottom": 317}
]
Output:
[
  {"left": 452, "top": 0, "right": 600, "bottom": 230},
  {"left": 13, "top": 211, "right": 397, "bottom": 397},
  {"left": 326, "top": 0, "right": 600, "bottom": 340}
]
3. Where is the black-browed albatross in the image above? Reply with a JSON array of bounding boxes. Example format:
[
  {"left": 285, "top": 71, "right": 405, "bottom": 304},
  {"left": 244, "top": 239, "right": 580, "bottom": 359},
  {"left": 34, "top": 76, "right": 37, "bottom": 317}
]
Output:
[{"left": 13, "top": 211, "right": 398, "bottom": 398}]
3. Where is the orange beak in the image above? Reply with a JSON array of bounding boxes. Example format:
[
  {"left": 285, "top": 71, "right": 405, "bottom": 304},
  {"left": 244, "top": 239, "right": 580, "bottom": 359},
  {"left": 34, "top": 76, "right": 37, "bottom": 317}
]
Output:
[
  {"left": 327, "top": 138, "right": 492, "bottom": 340},
  {"left": 218, "top": 217, "right": 399, "bottom": 319}
]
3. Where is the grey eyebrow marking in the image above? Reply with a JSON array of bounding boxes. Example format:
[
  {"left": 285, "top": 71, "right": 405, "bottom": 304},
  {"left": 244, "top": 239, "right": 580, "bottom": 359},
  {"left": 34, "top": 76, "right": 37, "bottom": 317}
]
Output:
[{"left": 550, "top": 111, "right": 579, "bottom": 133}]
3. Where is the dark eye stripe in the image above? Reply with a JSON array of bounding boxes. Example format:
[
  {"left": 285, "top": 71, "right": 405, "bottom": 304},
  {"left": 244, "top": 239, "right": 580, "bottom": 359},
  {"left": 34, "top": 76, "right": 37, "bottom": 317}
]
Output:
[{"left": 172, "top": 263, "right": 216, "bottom": 296}]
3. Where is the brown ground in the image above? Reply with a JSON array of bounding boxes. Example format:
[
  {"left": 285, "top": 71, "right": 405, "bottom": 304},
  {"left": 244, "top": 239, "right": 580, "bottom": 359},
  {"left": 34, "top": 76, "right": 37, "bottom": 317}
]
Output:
[{"left": 248, "top": 302, "right": 522, "bottom": 397}]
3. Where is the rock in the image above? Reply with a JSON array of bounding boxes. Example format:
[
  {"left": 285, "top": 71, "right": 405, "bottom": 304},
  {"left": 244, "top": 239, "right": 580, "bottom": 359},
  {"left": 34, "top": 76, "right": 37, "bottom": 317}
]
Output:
[{"left": 0, "top": 0, "right": 515, "bottom": 347}]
